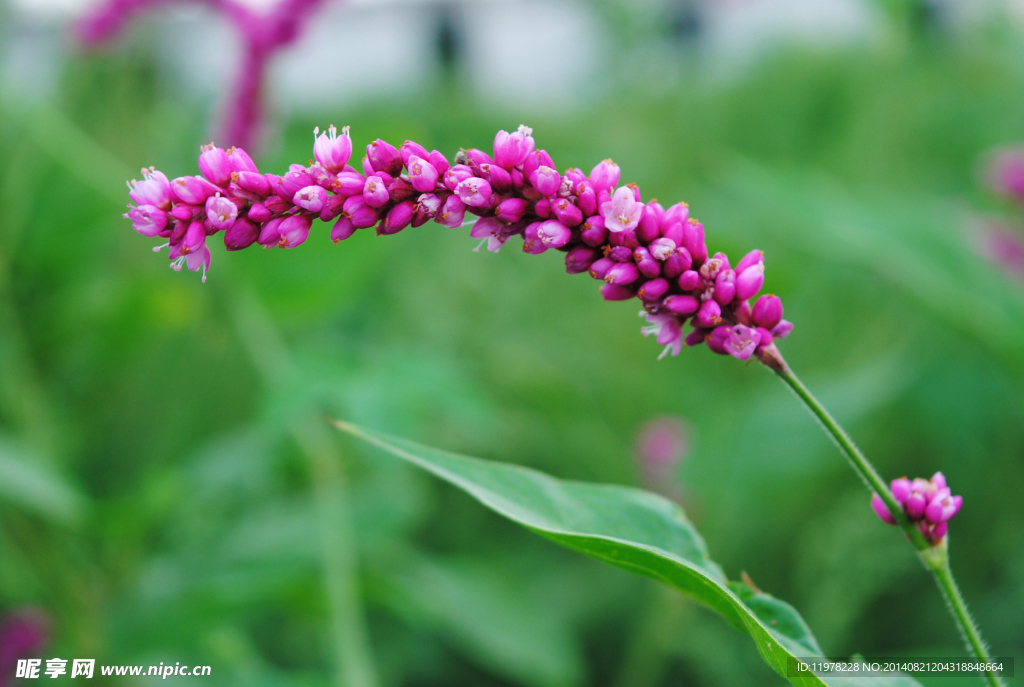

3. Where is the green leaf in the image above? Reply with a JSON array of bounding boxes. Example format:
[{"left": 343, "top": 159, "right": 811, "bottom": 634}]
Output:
[{"left": 332, "top": 420, "right": 922, "bottom": 687}]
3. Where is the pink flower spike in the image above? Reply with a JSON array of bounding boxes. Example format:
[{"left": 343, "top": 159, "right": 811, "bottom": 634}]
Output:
[
  {"left": 456, "top": 177, "right": 493, "bottom": 207},
  {"left": 205, "top": 194, "right": 238, "bottom": 230},
  {"left": 293, "top": 185, "right": 327, "bottom": 213},
  {"left": 127, "top": 168, "right": 171, "bottom": 209},
  {"left": 602, "top": 187, "right": 644, "bottom": 233},
  {"left": 363, "top": 176, "right": 390, "bottom": 208},
  {"left": 198, "top": 143, "right": 233, "bottom": 187},
  {"left": 589, "top": 159, "right": 620, "bottom": 194},
  {"left": 407, "top": 155, "right": 439, "bottom": 193},
  {"left": 641, "top": 312, "right": 683, "bottom": 360},
  {"left": 871, "top": 493, "right": 897, "bottom": 525},
  {"left": 125, "top": 205, "right": 167, "bottom": 236},
  {"left": 723, "top": 324, "right": 761, "bottom": 360}
]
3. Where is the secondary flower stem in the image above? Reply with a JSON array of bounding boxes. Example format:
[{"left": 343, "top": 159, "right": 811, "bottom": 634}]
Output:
[{"left": 774, "top": 364, "right": 1002, "bottom": 685}]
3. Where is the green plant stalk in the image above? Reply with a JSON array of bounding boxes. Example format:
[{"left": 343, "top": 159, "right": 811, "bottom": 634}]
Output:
[{"left": 763, "top": 354, "right": 1003, "bottom": 687}]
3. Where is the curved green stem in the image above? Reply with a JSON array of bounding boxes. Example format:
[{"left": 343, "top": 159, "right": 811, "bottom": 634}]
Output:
[{"left": 759, "top": 350, "right": 1003, "bottom": 686}]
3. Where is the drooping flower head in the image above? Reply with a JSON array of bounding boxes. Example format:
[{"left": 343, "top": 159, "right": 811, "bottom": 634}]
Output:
[
  {"left": 122, "top": 125, "right": 791, "bottom": 364},
  {"left": 871, "top": 472, "right": 962, "bottom": 544}
]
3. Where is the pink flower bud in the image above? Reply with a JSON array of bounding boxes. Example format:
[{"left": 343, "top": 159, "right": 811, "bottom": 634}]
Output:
[
  {"left": 566, "top": 245, "right": 599, "bottom": 274},
  {"left": 602, "top": 187, "right": 643, "bottom": 233},
  {"left": 771, "top": 319, "right": 794, "bottom": 339},
  {"left": 293, "top": 185, "right": 327, "bottom": 213},
  {"left": 714, "top": 269, "right": 736, "bottom": 305},
  {"left": 755, "top": 327, "right": 773, "bottom": 348},
  {"left": 638, "top": 205, "right": 660, "bottom": 243},
  {"left": 274, "top": 215, "right": 309, "bottom": 248},
  {"left": 663, "top": 248, "right": 693, "bottom": 279},
  {"left": 705, "top": 326, "right": 730, "bottom": 354},
  {"left": 634, "top": 247, "right": 661, "bottom": 279},
  {"left": 205, "top": 194, "right": 238, "bottom": 230},
  {"left": 638, "top": 278, "right": 670, "bottom": 302},
  {"left": 428, "top": 150, "right": 450, "bottom": 177},
  {"left": 456, "top": 177, "right": 493, "bottom": 207},
  {"left": 735, "top": 249, "right": 764, "bottom": 274},
  {"left": 663, "top": 295, "right": 700, "bottom": 316},
  {"left": 128, "top": 168, "right": 172, "bottom": 209},
  {"left": 891, "top": 477, "right": 912, "bottom": 504},
  {"left": 551, "top": 198, "right": 583, "bottom": 227},
  {"left": 258, "top": 218, "right": 283, "bottom": 246},
  {"left": 198, "top": 143, "right": 232, "bottom": 187},
  {"left": 906, "top": 491, "right": 927, "bottom": 520},
  {"left": 320, "top": 193, "right": 346, "bottom": 222},
  {"left": 735, "top": 263, "right": 765, "bottom": 300},
  {"left": 224, "top": 218, "right": 259, "bottom": 250},
  {"left": 534, "top": 199, "right": 551, "bottom": 218},
  {"left": 601, "top": 283, "right": 635, "bottom": 301},
  {"left": 366, "top": 139, "right": 403, "bottom": 176},
  {"left": 529, "top": 166, "right": 561, "bottom": 197},
  {"left": 125, "top": 205, "right": 167, "bottom": 236},
  {"left": 313, "top": 125, "right": 353, "bottom": 174},
  {"left": 926, "top": 490, "right": 962, "bottom": 524},
  {"left": 334, "top": 171, "right": 366, "bottom": 196},
  {"left": 589, "top": 257, "right": 614, "bottom": 280},
  {"left": 484, "top": 164, "right": 513, "bottom": 193},
  {"left": 523, "top": 149, "right": 555, "bottom": 180},
  {"left": 228, "top": 147, "right": 258, "bottom": 173},
  {"left": 496, "top": 198, "right": 528, "bottom": 223},
  {"left": 678, "top": 270, "right": 701, "bottom": 291},
  {"left": 465, "top": 148, "right": 494, "bottom": 175},
  {"left": 400, "top": 140, "right": 430, "bottom": 166},
  {"left": 752, "top": 295, "right": 783, "bottom": 329},
  {"left": 343, "top": 196, "right": 380, "bottom": 229},
  {"left": 182, "top": 220, "right": 206, "bottom": 253},
  {"left": 171, "top": 176, "right": 218, "bottom": 205},
  {"left": 580, "top": 215, "right": 609, "bottom": 246},
  {"left": 931, "top": 471, "right": 947, "bottom": 491},
  {"left": 236, "top": 171, "right": 270, "bottom": 196},
  {"left": 436, "top": 194, "right": 467, "bottom": 228},
  {"left": 537, "top": 219, "right": 572, "bottom": 248},
  {"left": 407, "top": 155, "right": 439, "bottom": 193},
  {"left": 681, "top": 219, "right": 707, "bottom": 265},
  {"left": 380, "top": 200, "right": 416, "bottom": 235},
  {"left": 331, "top": 216, "right": 356, "bottom": 243},
  {"left": 723, "top": 324, "right": 761, "bottom": 360},
  {"left": 871, "top": 493, "right": 897, "bottom": 525},
  {"left": 493, "top": 125, "right": 535, "bottom": 169},
  {"left": 605, "top": 261, "right": 639, "bottom": 285},
  {"left": 589, "top": 159, "right": 620, "bottom": 194},
  {"left": 412, "top": 193, "right": 442, "bottom": 227},
  {"left": 444, "top": 164, "right": 474, "bottom": 191},
  {"left": 281, "top": 167, "right": 314, "bottom": 197},
  {"left": 572, "top": 183, "right": 595, "bottom": 218},
  {"left": 522, "top": 221, "right": 548, "bottom": 254},
  {"left": 695, "top": 299, "right": 722, "bottom": 328},
  {"left": 363, "top": 176, "right": 390, "bottom": 208},
  {"left": 265, "top": 195, "right": 290, "bottom": 215}
]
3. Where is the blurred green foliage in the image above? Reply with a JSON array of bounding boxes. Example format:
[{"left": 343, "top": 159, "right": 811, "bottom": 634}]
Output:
[{"left": 1, "top": 12, "right": 1023, "bottom": 687}]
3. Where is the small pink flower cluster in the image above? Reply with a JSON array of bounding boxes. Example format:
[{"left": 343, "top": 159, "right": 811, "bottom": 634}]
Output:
[
  {"left": 871, "top": 472, "right": 962, "bottom": 545},
  {"left": 124, "top": 125, "right": 792, "bottom": 359}
]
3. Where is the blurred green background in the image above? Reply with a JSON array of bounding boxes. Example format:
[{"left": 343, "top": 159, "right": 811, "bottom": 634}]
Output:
[{"left": 1, "top": 0, "right": 1023, "bottom": 684}]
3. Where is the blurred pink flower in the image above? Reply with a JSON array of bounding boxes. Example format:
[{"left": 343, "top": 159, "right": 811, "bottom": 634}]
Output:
[{"left": 0, "top": 608, "right": 49, "bottom": 687}]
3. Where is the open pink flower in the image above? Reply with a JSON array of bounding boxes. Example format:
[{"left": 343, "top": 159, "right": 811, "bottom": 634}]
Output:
[{"left": 602, "top": 186, "right": 643, "bottom": 233}]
